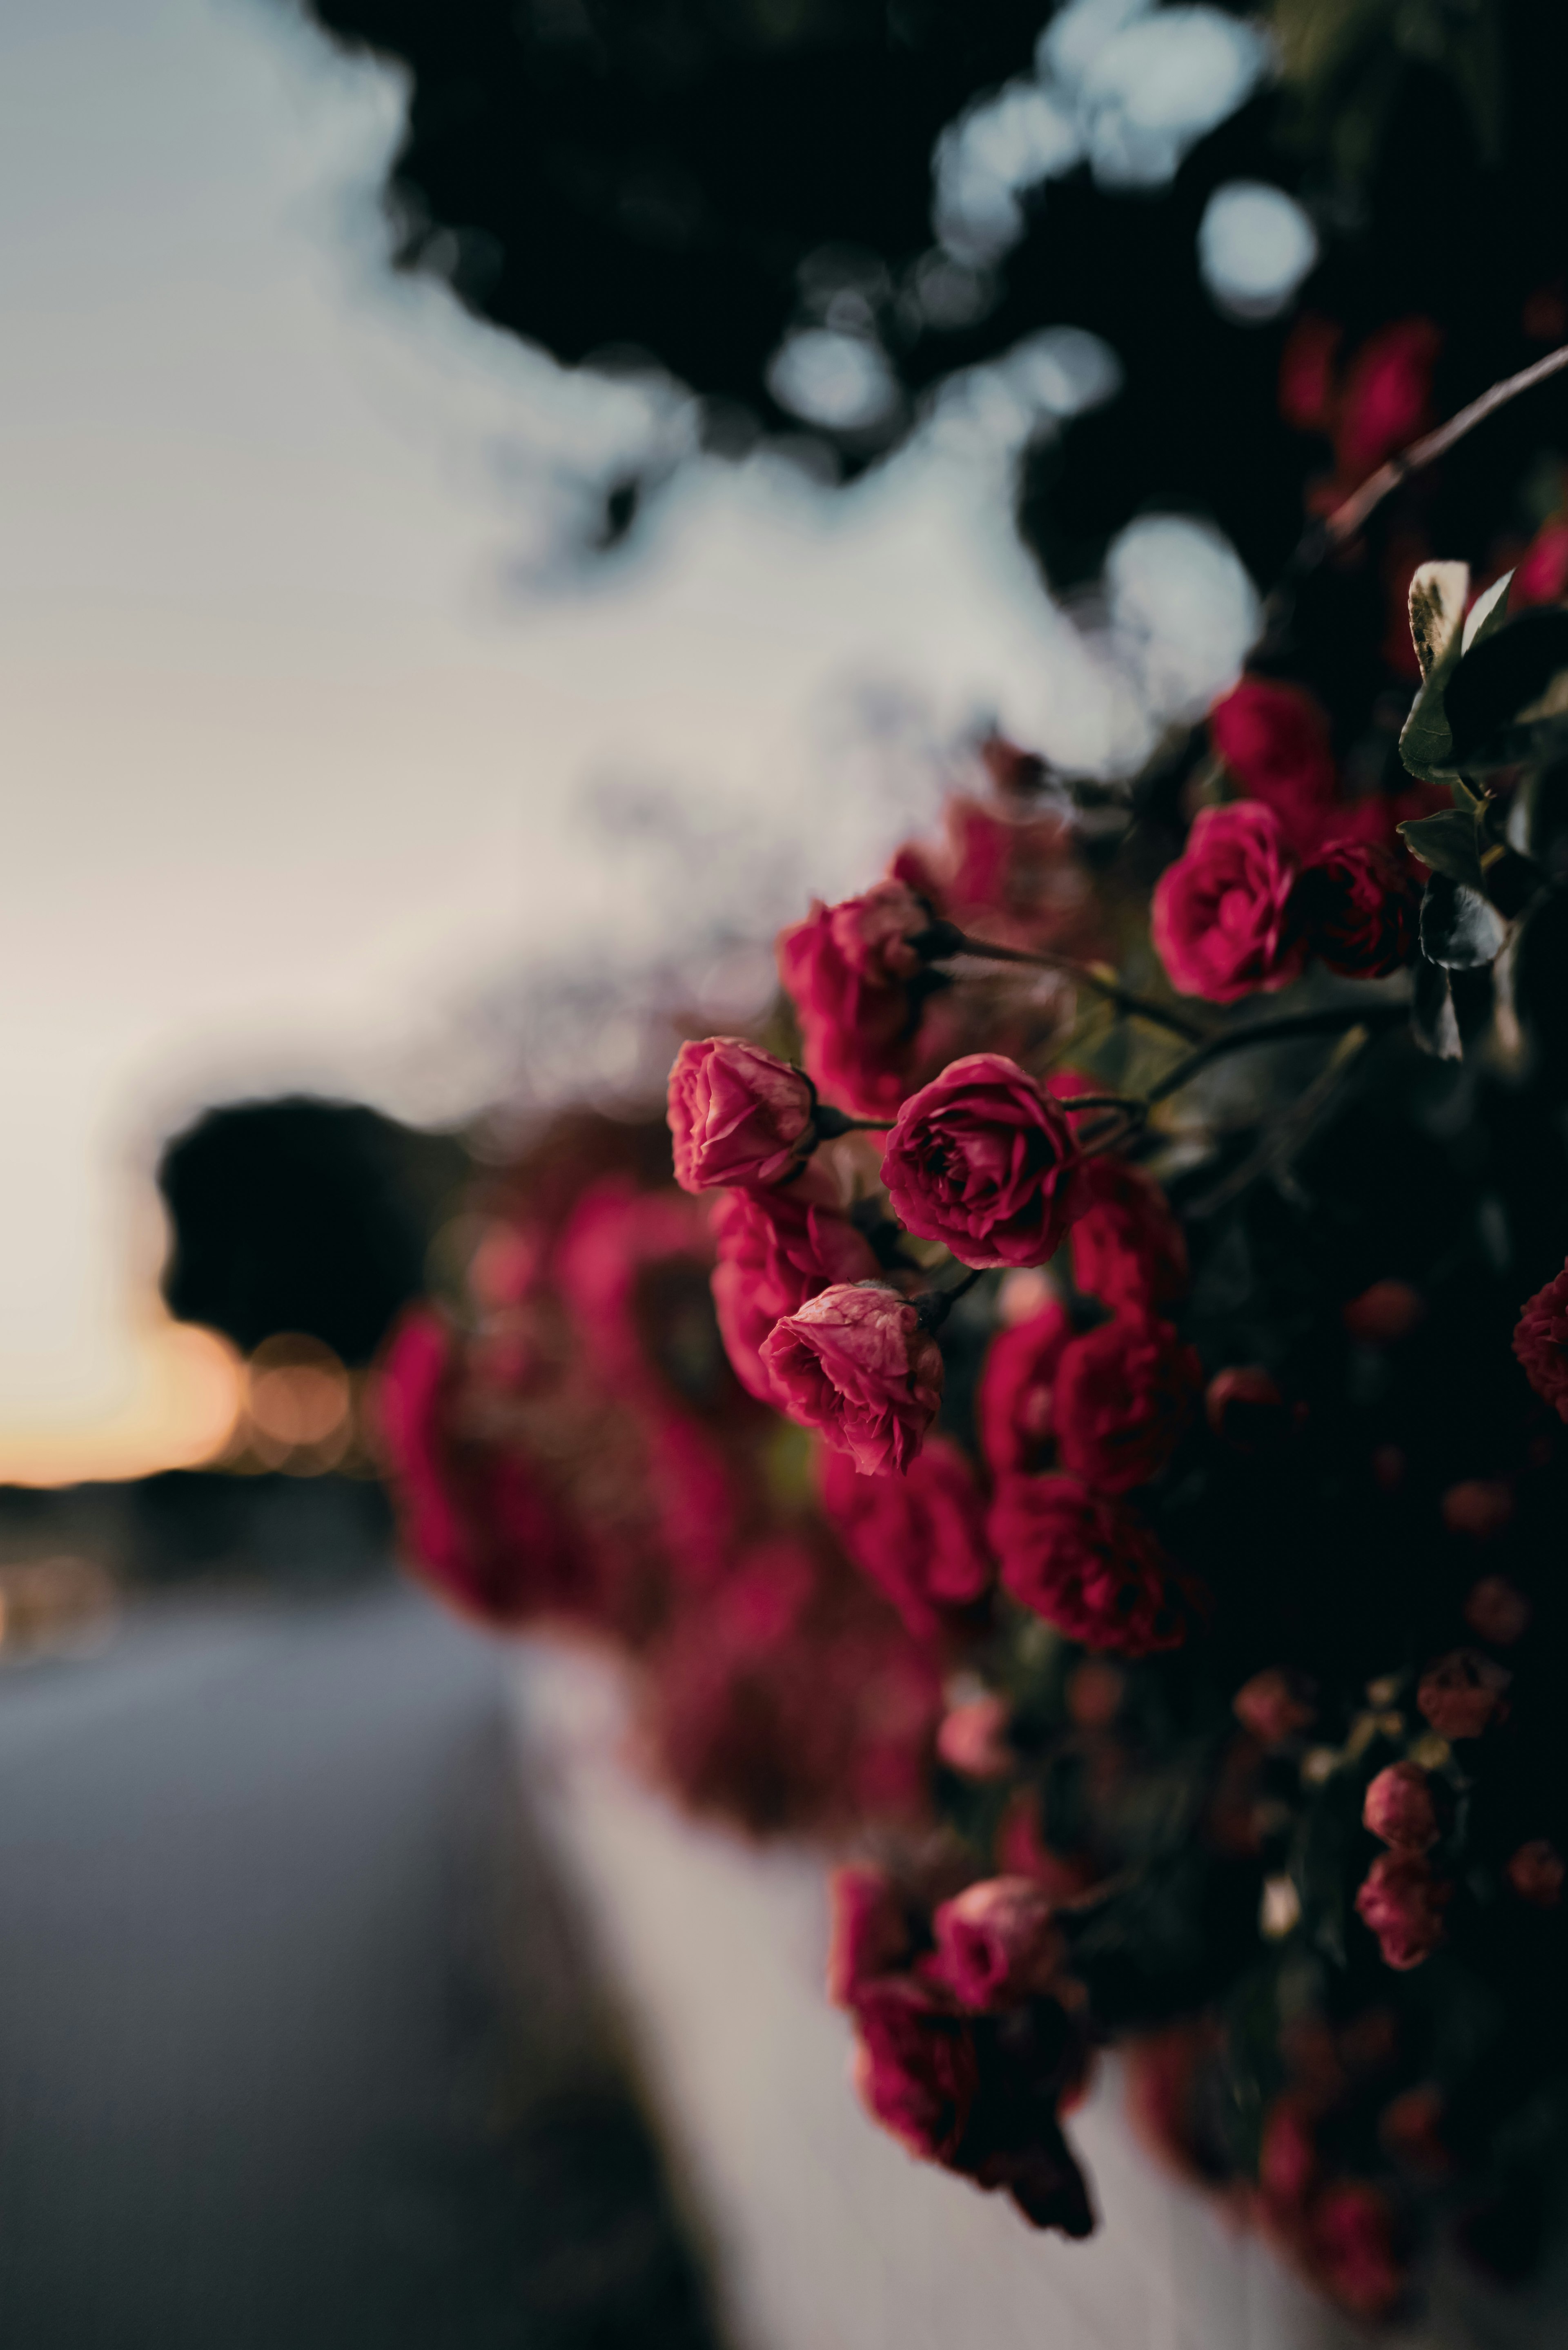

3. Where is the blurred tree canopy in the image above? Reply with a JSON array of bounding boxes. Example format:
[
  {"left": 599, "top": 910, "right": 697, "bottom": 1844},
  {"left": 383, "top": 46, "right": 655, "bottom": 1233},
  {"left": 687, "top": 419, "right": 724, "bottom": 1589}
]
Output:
[{"left": 297, "top": 0, "right": 1568, "bottom": 585}]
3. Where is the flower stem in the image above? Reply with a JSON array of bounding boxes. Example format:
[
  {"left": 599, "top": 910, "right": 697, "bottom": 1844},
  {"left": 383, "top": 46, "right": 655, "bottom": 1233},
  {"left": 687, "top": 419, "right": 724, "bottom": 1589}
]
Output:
[
  {"left": 915, "top": 1266, "right": 985, "bottom": 1331},
  {"left": 811, "top": 1105, "right": 892, "bottom": 1139},
  {"left": 916, "top": 923, "right": 1206, "bottom": 1043},
  {"left": 1141, "top": 1002, "right": 1408, "bottom": 1108}
]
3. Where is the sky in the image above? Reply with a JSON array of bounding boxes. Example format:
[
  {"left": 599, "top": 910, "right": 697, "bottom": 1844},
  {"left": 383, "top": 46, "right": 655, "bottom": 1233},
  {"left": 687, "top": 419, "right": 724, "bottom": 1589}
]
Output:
[{"left": 0, "top": 0, "right": 1261, "bottom": 1480}]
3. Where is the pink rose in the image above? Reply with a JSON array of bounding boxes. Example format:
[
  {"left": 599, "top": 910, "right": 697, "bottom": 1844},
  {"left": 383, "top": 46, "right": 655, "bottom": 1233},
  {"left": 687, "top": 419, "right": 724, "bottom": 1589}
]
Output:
[
  {"left": 882, "top": 1053, "right": 1085, "bottom": 1269},
  {"left": 977, "top": 1300, "right": 1073, "bottom": 1478},
  {"left": 826, "top": 1864, "right": 911, "bottom": 2007},
  {"left": 850, "top": 1975, "right": 979, "bottom": 2163},
  {"left": 1053, "top": 1312, "right": 1201, "bottom": 1495},
  {"left": 989, "top": 1473, "right": 1189, "bottom": 1657},
  {"left": 1513, "top": 1257, "right": 1568, "bottom": 1420},
  {"left": 1152, "top": 803, "right": 1307, "bottom": 1004},
  {"left": 1066, "top": 1157, "right": 1188, "bottom": 1314},
  {"left": 818, "top": 1432, "right": 993, "bottom": 1637},
  {"left": 1294, "top": 841, "right": 1421, "bottom": 977},
  {"left": 777, "top": 878, "right": 934, "bottom": 1117},
  {"left": 668, "top": 1035, "right": 815, "bottom": 1191},
  {"left": 708, "top": 1186, "right": 878, "bottom": 1402},
  {"left": 1354, "top": 1851, "right": 1450, "bottom": 1970},
  {"left": 762, "top": 1282, "right": 944, "bottom": 1474},
  {"left": 930, "top": 1877, "right": 1063, "bottom": 2011},
  {"left": 1362, "top": 1762, "right": 1439, "bottom": 1853}
]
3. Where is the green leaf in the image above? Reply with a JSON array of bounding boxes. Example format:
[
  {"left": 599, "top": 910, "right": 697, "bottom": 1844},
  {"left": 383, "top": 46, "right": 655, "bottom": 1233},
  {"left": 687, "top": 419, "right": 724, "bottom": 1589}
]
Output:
[
  {"left": 1420, "top": 876, "right": 1507, "bottom": 971},
  {"left": 1399, "top": 807, "right": 1483, "bottom": 885},
  {"left": 1461, "top": 568, "right": 1512, "bottom": 655},
  {"left": 1399, "top": 561, "right": 1470, "bottom": 781}
]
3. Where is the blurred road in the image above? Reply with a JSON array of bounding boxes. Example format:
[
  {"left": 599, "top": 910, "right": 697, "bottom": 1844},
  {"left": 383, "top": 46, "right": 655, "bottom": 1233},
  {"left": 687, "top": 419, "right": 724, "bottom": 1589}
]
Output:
[{"left": 0, "top": 1579, "right": 719, "bottom": 2350}]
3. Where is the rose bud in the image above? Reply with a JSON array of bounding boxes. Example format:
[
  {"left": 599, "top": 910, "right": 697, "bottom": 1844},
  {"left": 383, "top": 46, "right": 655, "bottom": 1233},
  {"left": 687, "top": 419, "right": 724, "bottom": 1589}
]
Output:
[
  {"left": 826, "top": 1863, "right": 911, "bottom": 2007},
  {"left": 668, "top": 1036, "right": 817, "bottom": 1192},
  {"left": 761, "top": 1282, "right": 943, "bottom": 1475},
  {"left": 1205, "top": 1365, "right": 1288, "bottom": 1450},
  {"left": 990, "top": 1472, "right": 1189, "bottom": 1658},
  {"left": 1440, "top": 1480, "right": 1514, "bottom": 1541},
  {"left": 936, "top": 1694, "right": 1014, "bottom": 1781},
  {"left": 1233, "top": 1668, "right": 1315, "bottom": 1745},
  {"left": 777, "top": 878, "right": 933, "bottom": 1119},
  {"left": 1505, "top": 1839, "right": 1564, "bottom": 1908},
  {"left": 1513, "top": 1257, "right": 1568, "bottom": 1420},
  {"left": 1363, "top": 1762, "right": 1439, "bottom": 1853},
  {"left": 1054, "top": 1311, "right": 1201, "bottom": 1494},
  {"left": 1416, "top": 1650, "right": 1511, "bottom": 1741},
  {"left": 849, "top": 1975, "right": 979, "bottom": 2164},
  {"left": 1065, "top": 1155, "right": 1188, "bottom": 1314},
  {"left": 930, "top": 1877, "right": 1063, "bottom": 2011},
  {"left": 881, "top": 1053, "right": 1085, "bottom": 1269},
  {"left": 1379, "top": 2085, "right": 1450, "bottom": 2177},
  {"left": 818, "top": 1434, "right": 993, "bottom": 1639},
  {"left": 1354, "top": 1851, "right": 1450, "bottom": 1969},
  {"left": 1293, "top": 840, "right": 1422, "bottom": 977},
  {"left": 1150, "top": 802, "right": 1307, "bottom": 1003},
  {"left": 1342, "top": 1279, "right": 1425, "bottom": 1344},
  {"left": 1464, "top": 1575, "right": 1532, "bottom": 1645}
]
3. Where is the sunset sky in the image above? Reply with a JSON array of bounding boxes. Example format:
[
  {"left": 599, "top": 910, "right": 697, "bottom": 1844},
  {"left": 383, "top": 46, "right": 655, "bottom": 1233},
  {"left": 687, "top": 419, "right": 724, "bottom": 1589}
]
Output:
[{"left": 0, "top": 0, "right": 1257, "bottom": 1480}]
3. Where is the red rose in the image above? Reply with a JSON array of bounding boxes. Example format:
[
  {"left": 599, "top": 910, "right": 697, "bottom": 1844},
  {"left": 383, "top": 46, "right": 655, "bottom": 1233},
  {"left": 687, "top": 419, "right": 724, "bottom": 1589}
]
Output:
[
  {"left": 1514, "top": 1258, "right": 1568, "bottom": 1420},
  {"left": 1512, "top": 515, "right": 1568, "bottom": 609},
  {"left": 1416, "top": 1649, "right": 1511, "bottom": 1741},
  {"left": 1506, "top": 1839, "right": 1564, "bottom": 1908},
  {"left": 930, "top": 1877, "right": 1063, "bottom": 2011},
  {"left": 1232, "top": 1668, "right": 1316, "bottom": 1745},
  {"left": 1343, "top": 1278, "right": 1425, "bottom": 1344},
  {"left": 977, "top": 1299, "right": 1073, "bottom": 1477},
  {"left": 850, "top": 1975, "right": 979, "bottom": 2164},
  {"left": 1066, "top": 1157, "right": 1188, "bottom": 1314},
  {"left": 1054, "top": 1312, "right": 1201, "bottom": 1494},
  {"left": 1258, "top": 2094, "right": 1319, "bottom": 2213},
  {"left": 1209, "top": 676, "right": 1339, "bottom": 852},
  {"left": 826, "top": 1864, "right": 911, "bottom": 2007},
  {"left": 1152, "top": 803, "right": 1307, "bottom": 1004},
  {"left": 762, "top": 1282, "right": 944, "bottom": 1474},
  {"left": 1333, "top": 316, "right": 1440, "bottom": 487},
  {"left": 1308, "top": 2180, "right": 1407, "bottom": 2321},
  {"left": 1363, "top": 1762, "right": 1439, "bottom": 1853},
  {"left": 1354, "top": 1850, "right": 1450, "bottom": 1969},
  {"left": 375, "top": 1308, "right": 581, "bottom": 1626},
  {"left": 818, "top": 1432, "right": 993, "bottom": 1638},
  {"left": 777, "top": 879, "right": 933, "bottom": 1117},
  {"left": 708, "top": 1186, "right": 878, "bottom": 1402},
  {"left": 1293, "top": 840, "right": 1422, "bottom": 977},
  {"left": 668, "top": 1035, "right": 815, "bottom": 1192},
  {"left": 882, "top": 1053, "right": 1085, "bottom": 1269},
  {"left": 935, "top": 1694, "right": 1013, "bottom": 1780},
  {"left": 1441, "top": 1480, "right": 1514, "bottom": 1541},
  {"left": 1277, "top": 313, "right": 1341, "bottom": 433},
  {"left": 989, "top": 1473, "right": 1189, "bottom": 1657}
]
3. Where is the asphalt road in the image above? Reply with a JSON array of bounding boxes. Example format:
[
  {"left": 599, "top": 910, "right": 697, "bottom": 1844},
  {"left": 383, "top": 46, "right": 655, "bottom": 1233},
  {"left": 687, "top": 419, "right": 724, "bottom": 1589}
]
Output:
[{"left": 0, "top": 1579, "right": 720, "bottom": 2350}]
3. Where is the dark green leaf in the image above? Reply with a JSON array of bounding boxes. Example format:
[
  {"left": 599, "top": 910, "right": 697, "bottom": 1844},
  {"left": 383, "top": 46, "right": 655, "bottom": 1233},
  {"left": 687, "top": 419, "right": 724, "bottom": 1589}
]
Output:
[
  {"left": 1399, "top": 807, "right": 1483, "bottom": 885},
  {"left": 1412, "top": 958, "right": 1461, "bottom": 1060},
  {"left": 1421, "top": 875, "right": 1507, "bottom": 970},
  {"left": 1446, "top": 609, "right": 1568, "bottom": 765}
]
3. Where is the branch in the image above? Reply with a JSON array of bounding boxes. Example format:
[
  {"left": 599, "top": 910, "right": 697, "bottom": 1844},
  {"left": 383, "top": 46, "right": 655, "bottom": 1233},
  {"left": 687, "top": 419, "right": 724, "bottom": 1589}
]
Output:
[{"left": 1143, "top": 1001, "right": 1408, "bottom": 1108}]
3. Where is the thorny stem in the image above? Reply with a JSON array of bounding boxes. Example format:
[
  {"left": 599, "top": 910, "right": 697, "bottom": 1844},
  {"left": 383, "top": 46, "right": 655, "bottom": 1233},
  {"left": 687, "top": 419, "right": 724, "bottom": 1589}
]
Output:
[
  {"left": 916, "top": 923, "right": 1207, "bottom": 1044},
  {"left": 1321, "top": 340, "right": 1568, "bottom": 553},
  {"left": 1141, "top": 1002, "right": 1408, "bottom": 1108}
]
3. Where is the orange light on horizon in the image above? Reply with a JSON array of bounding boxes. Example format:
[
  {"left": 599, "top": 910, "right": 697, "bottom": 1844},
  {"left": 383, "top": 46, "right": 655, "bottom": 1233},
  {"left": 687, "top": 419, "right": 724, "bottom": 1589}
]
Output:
[{"left": 0, "top": 1319, "right": 244, "bottom": 1490}]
